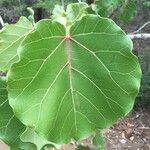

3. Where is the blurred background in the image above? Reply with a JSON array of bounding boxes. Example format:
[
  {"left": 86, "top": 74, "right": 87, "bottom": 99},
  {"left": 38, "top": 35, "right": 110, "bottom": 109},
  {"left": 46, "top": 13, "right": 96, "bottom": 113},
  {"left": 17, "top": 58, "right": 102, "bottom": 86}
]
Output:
[{"left": 0, "top": 0, "right": 150, "bottom": 149}]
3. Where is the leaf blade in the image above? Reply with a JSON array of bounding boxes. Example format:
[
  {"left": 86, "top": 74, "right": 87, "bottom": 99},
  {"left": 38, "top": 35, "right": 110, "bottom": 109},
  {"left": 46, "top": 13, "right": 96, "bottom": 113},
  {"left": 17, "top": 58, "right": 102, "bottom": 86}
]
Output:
[{"left": 8, "top": 15, "right": 141, "bottom": 145}]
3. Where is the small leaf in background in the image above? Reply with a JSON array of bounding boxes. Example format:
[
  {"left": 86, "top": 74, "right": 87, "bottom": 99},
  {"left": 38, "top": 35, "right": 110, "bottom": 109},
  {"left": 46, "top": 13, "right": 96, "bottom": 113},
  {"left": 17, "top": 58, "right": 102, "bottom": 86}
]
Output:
[
  {"left": 93, "top": 131, "right": 105, "bottom": 149},
  {"left": 0, "top": 77, "right": 36, "bottom": 150},
  {"left": 27, "top": 7, "right": 35, "bottom": 26},
  {"left": 143, "top": 1, "right": 150, "bottom": 8},
  {"left": 120, "top": 0, "right": 137, "bottom": 23},
  {"left": 95, "top": 0, "right": 137, "bottom": 23},
  {"left": 0, "top": 16, "right": 33, "bottom": 71},
  {"left": 66, "top": 3, "right": 89, "bottom": 23},
  {"left": 52, "top": 5, "right": 67, "bottom": 26},
  {"left": 21, "top": 128, "right": 60, "bottom": 150},
  {"left": 52, "top": 3, "right": 89, "bottom": 26},
  {"left": 96, "top": 0, "right": 120, "bottom": 17}
]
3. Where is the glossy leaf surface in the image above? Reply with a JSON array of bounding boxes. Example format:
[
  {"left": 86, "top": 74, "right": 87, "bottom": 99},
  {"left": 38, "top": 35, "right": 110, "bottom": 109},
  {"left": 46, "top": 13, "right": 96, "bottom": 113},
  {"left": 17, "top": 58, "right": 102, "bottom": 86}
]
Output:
[
  {"left": 8, "top": 15, "right": 141, "bottom": 144},
  {"left": 0, "top": 17, "right": 32, "bottom": 71}
]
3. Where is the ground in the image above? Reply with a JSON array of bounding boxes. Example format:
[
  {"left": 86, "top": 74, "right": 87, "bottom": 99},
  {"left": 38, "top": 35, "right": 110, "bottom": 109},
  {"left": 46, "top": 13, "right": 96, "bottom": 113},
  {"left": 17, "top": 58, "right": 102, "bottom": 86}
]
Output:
[{"left": 105, "top": 107, "right": 150, "bottom": 150}]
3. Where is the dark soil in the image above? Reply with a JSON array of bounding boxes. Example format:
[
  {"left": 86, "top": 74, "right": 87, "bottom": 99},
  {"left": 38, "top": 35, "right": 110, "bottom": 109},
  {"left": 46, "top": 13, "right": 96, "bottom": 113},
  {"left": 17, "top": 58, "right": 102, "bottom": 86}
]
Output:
[{"left": 105, "top": 108, "right": 150, "bottom": 150}]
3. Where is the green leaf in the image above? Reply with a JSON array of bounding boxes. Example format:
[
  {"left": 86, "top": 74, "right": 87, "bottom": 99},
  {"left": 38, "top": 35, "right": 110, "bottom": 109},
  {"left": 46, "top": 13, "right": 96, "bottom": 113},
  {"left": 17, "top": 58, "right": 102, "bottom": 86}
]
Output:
[
  {"left": 0, "top": 16, "right": 33, "bottom": 71},
  {"left": 120, "top": 0, "right": 137, "bottom": 23},
  {"left": 21, "top": 128, "right": 60, "bottom": 150},
  {"left": 66, "top": 3, "right": 89, "bottom": 23},
  {"left": 96, "top": 0, "right": 120, "bottom": 17},
  {"left": 27, "top": 7, "right": 35, "bottom": 26},
  {"left": 52, "top": 3, "right": 89, "bottom": 26},
  {"left": 8, "top": 14, "right": 141, "bottom": 144},
  {"left": 0, "top": 77, "right": 36, "bottom": 150},
  {"left": 143, "top": 1, "right": 150, "bottom": 8},
  {"left": 92, "top": 131, "right": 105, "bottom": 149},
  {"left": 52, "top": 5, "right": 67, "bottom": 26},
  {"left": 96, "top": 0, "right": 137, "bottom": 22}
]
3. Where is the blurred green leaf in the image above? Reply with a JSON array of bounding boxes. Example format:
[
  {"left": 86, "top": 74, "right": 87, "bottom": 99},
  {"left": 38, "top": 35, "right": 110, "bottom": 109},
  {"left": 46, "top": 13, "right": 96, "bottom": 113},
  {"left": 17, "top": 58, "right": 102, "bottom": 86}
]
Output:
[
  {"left": 93, "top": 132, "right": 105, "bottom": 149},
  {"left": 52, "top": 3, "right": 90, "bottom": 26},
  {"left": 52, "top": 5, "right": 67, "bottom": 26},
  {"left": 143, "top": 1, "right": 150, "bottom": 8},
  {"left": 66, "top": 2, "right": 89, "bottom": 23},
  {"left": 95, "top": 0, "right": 137, "bottom": 22},
  {"left": 96, "top": 0, "right": 120, "bottom": 17},
  {"left": 120, "top": 0, "right": 137, "bottom": 23}
]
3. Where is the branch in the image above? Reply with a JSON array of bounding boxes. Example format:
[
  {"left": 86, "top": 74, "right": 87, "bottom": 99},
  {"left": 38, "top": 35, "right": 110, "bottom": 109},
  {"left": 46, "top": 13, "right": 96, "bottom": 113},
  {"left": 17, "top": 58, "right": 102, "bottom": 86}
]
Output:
[
  {"left": 60, "top": 0, "right": 64, "bottom": 8},
  {"left": 128, "top": 33, "right": 150, "bottom": 40},
  {"left": 0, "top": 16, "right": 4, "bottom": 27},
  {"left": 131, "top": 21, "right": 150, "bottom": 34}
]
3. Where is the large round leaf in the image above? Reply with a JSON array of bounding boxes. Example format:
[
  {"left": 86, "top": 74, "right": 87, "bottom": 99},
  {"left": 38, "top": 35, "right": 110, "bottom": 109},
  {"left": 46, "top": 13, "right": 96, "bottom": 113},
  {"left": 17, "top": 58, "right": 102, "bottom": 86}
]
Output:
[{"left": 8, "top": 15, "right": 141, "bottom": 144}]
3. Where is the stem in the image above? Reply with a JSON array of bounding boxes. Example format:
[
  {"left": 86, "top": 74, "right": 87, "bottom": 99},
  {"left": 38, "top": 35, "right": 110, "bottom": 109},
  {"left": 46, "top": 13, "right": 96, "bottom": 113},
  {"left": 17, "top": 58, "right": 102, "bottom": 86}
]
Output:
[
  {"left": 128, "top": 33, "right": 150, "bottom": 40},
  {"left": 0, "top": 16, "right": 4, "bottom": 27},
  {"left": 131, "top": 21, "right": 150, "bottom": 34},
  {"left": 60, "top": 0, "right": 64, "bottom": 9}
]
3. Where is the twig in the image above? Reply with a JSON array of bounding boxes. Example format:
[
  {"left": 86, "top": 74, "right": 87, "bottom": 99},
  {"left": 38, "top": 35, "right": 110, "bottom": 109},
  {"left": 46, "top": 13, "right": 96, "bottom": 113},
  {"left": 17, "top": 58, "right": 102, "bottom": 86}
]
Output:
[
  {"left": 128, "top": 33, "right": 150, "bottom": 40},
  {"left": 0, "top": 15, "right": 4, "bottom": 27},
  {"left": 60, "top": 0, "right": 64, "bottom": 8},
  {"left": 131, "top": 21, "right": 150, "bottom": 34}
]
